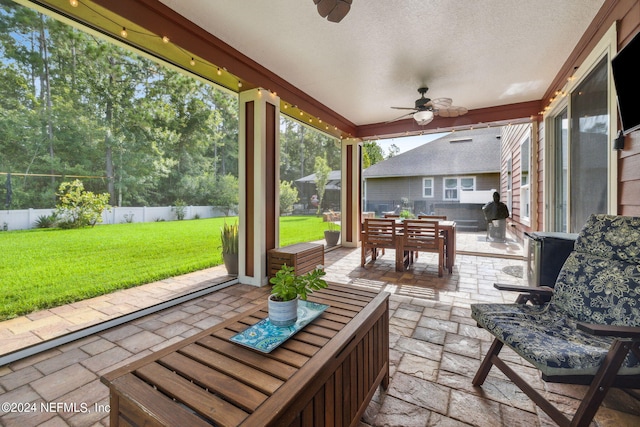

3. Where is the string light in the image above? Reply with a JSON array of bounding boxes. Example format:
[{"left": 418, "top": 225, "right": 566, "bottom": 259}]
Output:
[{"left": 65, "top": 0, "right": 347, "bottom": 138}]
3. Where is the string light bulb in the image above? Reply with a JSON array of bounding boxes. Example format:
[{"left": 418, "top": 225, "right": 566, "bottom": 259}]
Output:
[
  {"left": 162, "top": 36, "right": 170, "bottom": 43},
  {"left": 120, "top": 27, "right": 128, "bottom": 38},
  {"left": 189, "top": 58, "right": 195, "bottom": 66},
  {"left": 69, "top": 0, "right": 79, "bottom": 7}
]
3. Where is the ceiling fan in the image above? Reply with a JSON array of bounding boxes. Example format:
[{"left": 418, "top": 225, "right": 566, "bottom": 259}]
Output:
[
  {"left": 313, "top": 0, "right": 352, "bottom": 23},
  {"left": 390, "top": 87, "right": 468, "bottom": 126}
]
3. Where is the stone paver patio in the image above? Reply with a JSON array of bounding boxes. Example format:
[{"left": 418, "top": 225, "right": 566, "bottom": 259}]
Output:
[{"left": 1, "top": 232, "right": 639, "bottom": 426}]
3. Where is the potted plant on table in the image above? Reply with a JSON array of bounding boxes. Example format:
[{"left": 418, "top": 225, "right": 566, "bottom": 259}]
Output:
[
  {"left": 268, "top": 264, "right": 328, "bottom": 327},
  {"left": 220, "top": 221, "right": 239, "bottom": 275}
]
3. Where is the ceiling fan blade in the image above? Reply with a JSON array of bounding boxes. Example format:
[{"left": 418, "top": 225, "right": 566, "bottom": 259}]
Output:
[
  {"left": 428, "top": 98, "right": 453, "bottom": 109},
  {"left": 435, "top": 106, "right": 468, "bottom": 118},
  {"left": 390, "top": 106, "right": 418, "bottom": 110},
  {"left": 386, "top": 112, "right": 415, "bottom": 123}
]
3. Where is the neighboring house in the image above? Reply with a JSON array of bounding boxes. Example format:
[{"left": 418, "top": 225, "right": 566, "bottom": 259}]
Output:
[
  {"left": 294, "top": 170, "right": 342, "bottom": 212},
  {"left": 363, "top": 127, "right": 503, "bottom": 230}
]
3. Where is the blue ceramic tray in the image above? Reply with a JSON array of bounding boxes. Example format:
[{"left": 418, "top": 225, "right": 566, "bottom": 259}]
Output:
[{"left": 230, "top": 300, "right": 329, "bottom": 353}]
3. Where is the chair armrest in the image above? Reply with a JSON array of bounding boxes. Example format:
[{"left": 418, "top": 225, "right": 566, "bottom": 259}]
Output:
[
  {"left": 577, "top": 322, "right": 640, "bottom": 339},
  {"left": 493, "top": 283, "right": 554, "bottom": 295}
]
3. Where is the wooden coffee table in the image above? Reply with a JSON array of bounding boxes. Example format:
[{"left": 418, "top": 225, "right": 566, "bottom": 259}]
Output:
[{"left": 101, "top": 283, "right": 389, "bottom": 427}]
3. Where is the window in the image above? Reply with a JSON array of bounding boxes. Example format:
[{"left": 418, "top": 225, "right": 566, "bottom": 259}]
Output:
[
  {"left": 443, "top": 177, "right": 475, "bottom": 201},
  {"left": 545, "top": 24, "right": 617, "bottom": 233},
  {"left": 520, "top": 135, "right": 531, "bottom": 223},
  {"left": 422, "top": 178, "right": 434, "bottom": 197}
]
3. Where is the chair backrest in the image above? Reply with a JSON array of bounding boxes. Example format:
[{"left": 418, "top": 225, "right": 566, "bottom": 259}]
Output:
[
  {"left": 363, "top": 218, "right": 397, "bottom": 247},
  {"left": 402, "top": 219, "right": 440, "bottom": 250},
  {"left": 418, "top": 215, "right": 447, "bottom": 220},
  {"left": 551, "top": 214, "right": 640, "bottom": 327},
  {"left": 383, "top": 214, "right": 400, "bottom": 218}
]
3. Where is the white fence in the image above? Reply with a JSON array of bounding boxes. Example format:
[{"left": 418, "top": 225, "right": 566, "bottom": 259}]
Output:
[{"left": 0, "top": 206, "right": 232, "bottom": 231}]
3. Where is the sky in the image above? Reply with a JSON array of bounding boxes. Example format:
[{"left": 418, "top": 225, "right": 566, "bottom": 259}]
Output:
[{"left": 375, "top": 132, "right": 450, "bottom": 156}]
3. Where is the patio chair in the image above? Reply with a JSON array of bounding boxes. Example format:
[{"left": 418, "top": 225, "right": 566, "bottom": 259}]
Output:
[
  {"left": 361, "top": 218, "right": 398, "bottom": 267},
  {"left": 471, "top": 214, "right": 640, "bottom": 427},
  {"left": 401, "top": 219, "right": 445, "bottom": 277}
]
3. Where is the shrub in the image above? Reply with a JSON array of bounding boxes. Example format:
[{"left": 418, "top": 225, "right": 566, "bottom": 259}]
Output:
[
  {"left": 279, "top": 180, "right": 299, "bottom": 215},
  {"left": 172, "top": 199, "right": 187, "bottom": 220},
  {"left": 35, "top": 213, "right": 58, "bottom": 228},
  {"left": 55, "top": 180, "right": 111, "bottom": 228}
]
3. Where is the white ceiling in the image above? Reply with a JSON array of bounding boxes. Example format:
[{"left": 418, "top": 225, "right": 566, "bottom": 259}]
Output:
[{"left": 158, "top": 0, "right": 605, "bottom": 127}]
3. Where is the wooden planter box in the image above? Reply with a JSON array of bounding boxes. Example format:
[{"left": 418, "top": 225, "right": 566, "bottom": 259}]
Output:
[{"left": 267, "top": 242, "right": 324, "bottom": 277}]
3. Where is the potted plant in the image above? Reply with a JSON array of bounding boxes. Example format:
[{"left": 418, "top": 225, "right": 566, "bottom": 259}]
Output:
[
  {"left": 220, "top": 221, "right": 239, "bottom": 275},
  {"left": 268, "top": 264, "right": 327, "bottom": 327},
  {"left": 323, "top": 210, "right": 341, "bottom": 247}
]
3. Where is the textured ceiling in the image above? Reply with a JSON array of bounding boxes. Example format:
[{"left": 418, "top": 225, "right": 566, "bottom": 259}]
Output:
[{"left": 157, "top": 0, "right": 604, "bottom": 127}]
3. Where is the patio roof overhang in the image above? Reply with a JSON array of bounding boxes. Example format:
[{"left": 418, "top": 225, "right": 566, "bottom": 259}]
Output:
[{"left": 23, "top": 0, "right": 606, "bottom": 141}]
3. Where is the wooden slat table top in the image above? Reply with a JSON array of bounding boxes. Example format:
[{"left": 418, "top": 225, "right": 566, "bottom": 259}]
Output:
[{"left": 101, "top": 282, "right": 388, "bottom": 427}]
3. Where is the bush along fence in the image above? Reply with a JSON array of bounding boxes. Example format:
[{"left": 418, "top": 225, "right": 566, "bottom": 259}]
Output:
[{"left": 0, "top": 206, "right": 234, "bottom": 231}]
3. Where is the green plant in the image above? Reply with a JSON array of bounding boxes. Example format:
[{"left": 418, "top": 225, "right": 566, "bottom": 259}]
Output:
[
  {"left": 55, "top": 180, "right": 111, "bottom": 228},
  {"left": 220, "top": 221, "right": 239, "bottom": 254},
  {"left": 400, "top": 210, "right": 413, "bottom": 219},
  {"left": 279, "top": 180, "right": 299, "bottom": 215},
  {"left": 34, "top": 213, "right": 58, "bottom": 228},
  {"left": 314, "top": 156, "right": 331, "bottom": 215},
  {"left": 173, "top": 199, "right": 187, "bottom": 220},
  {"left": 269, "top": 264, "right": 327, "bottom": 302},
  {"left": 325, "top": 210, "right": 340, "bottom": 231}
]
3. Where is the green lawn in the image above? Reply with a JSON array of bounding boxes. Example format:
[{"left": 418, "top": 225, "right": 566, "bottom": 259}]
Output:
[{"left": 0, "top": 215, "right": 329, "bottom": 320}]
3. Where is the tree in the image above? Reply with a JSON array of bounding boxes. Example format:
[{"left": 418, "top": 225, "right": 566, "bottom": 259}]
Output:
[
  {"left": 279, "top": 180, "right": 299, "bottom": 215},
  {"left": 313, "top": 156, "right": 331, "bottom": 214},
  {"left": 55, "top": 180, "right": 110, "bottom": 228},
  {"left": 210, "top": 174, "right": 238, "bottom": 216},
  {"left": 387, "top": 143, "right": 400, "bottom": 158},
  {"left": 362, "top": 141, "right": 384, "bottom": 168}
]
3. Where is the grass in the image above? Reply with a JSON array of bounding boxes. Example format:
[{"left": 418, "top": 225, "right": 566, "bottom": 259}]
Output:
[{"left": 0, "top": 215, "right": 329, "bottom": 320}]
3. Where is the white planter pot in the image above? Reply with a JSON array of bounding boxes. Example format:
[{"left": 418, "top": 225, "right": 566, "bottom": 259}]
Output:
[{"left": 268, "top": 295, "right": 298, "bottom": 327}]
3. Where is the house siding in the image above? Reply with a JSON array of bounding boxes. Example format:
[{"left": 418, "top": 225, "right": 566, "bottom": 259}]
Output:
[
  {"left": 617, "top": 2, "right": 640, "bottom": 216},
  {"left": 537, "top": 0, "right": 640, "bottom": 224},
  {"left": 501, "top": 124, "right": 535, "bottom": 239},
  {"left": 364, "top": 173, "right": 499, "bottom": 216}
]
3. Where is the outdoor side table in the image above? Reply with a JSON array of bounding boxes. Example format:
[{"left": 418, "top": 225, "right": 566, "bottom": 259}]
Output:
[
  {"left": 101, "top": 283, "right": 390, "bottom": 427},
  {"left": 267, "top": 242, "right": 324, "bottom": 277}
]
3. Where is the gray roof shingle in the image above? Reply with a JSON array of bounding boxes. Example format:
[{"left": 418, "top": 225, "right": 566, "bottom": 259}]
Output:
[{"left": 363, "top": 127, "right": 502, "bottom": 178}]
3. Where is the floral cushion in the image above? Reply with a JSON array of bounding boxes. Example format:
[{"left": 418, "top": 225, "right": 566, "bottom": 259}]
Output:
[
  {"left": 471, "top": 303, "right": 640, "bottom": 377},
  {"left": 573, "top": 214, "right": 640, "bottom": 263},
  {"left": 552, "top": 215, "right": 640, "bottom": 327},
  {"left": 471, "top": 214, "right": 640, "bottom": 377}
]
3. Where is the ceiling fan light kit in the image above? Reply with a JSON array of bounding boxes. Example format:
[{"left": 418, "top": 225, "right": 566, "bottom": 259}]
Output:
[
  {"left": 313, "top": 0, "right": 352, "bottom": 23},
  {"left": 413, "top": 110, "right": 434, "bottom": 125},
  {"left": 389, "top": 87, "right": 468, "bottom": 125}
]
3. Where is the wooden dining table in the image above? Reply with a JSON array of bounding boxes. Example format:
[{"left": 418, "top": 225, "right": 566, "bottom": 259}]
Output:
[
  {"left": 393, "top": 220, "right": 456, "bottom": 273},
  {"left": 101, "top": 283, "right": 390, "bottom": 427}
]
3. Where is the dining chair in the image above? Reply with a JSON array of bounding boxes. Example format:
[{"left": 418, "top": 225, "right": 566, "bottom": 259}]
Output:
[
  {"left": 361, "top": 218, "right": 397, "bottom": 267},
  {"left": 418, "top": 215, "right": 447, "bottom": 220},
  {"left": 401, "top": 219, "right": 445, "bottom": 276}
]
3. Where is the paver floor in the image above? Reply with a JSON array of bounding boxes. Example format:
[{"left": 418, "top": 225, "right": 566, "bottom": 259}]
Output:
[{"left": 1, "top": 232, "right": 639, "bottom": 426}]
